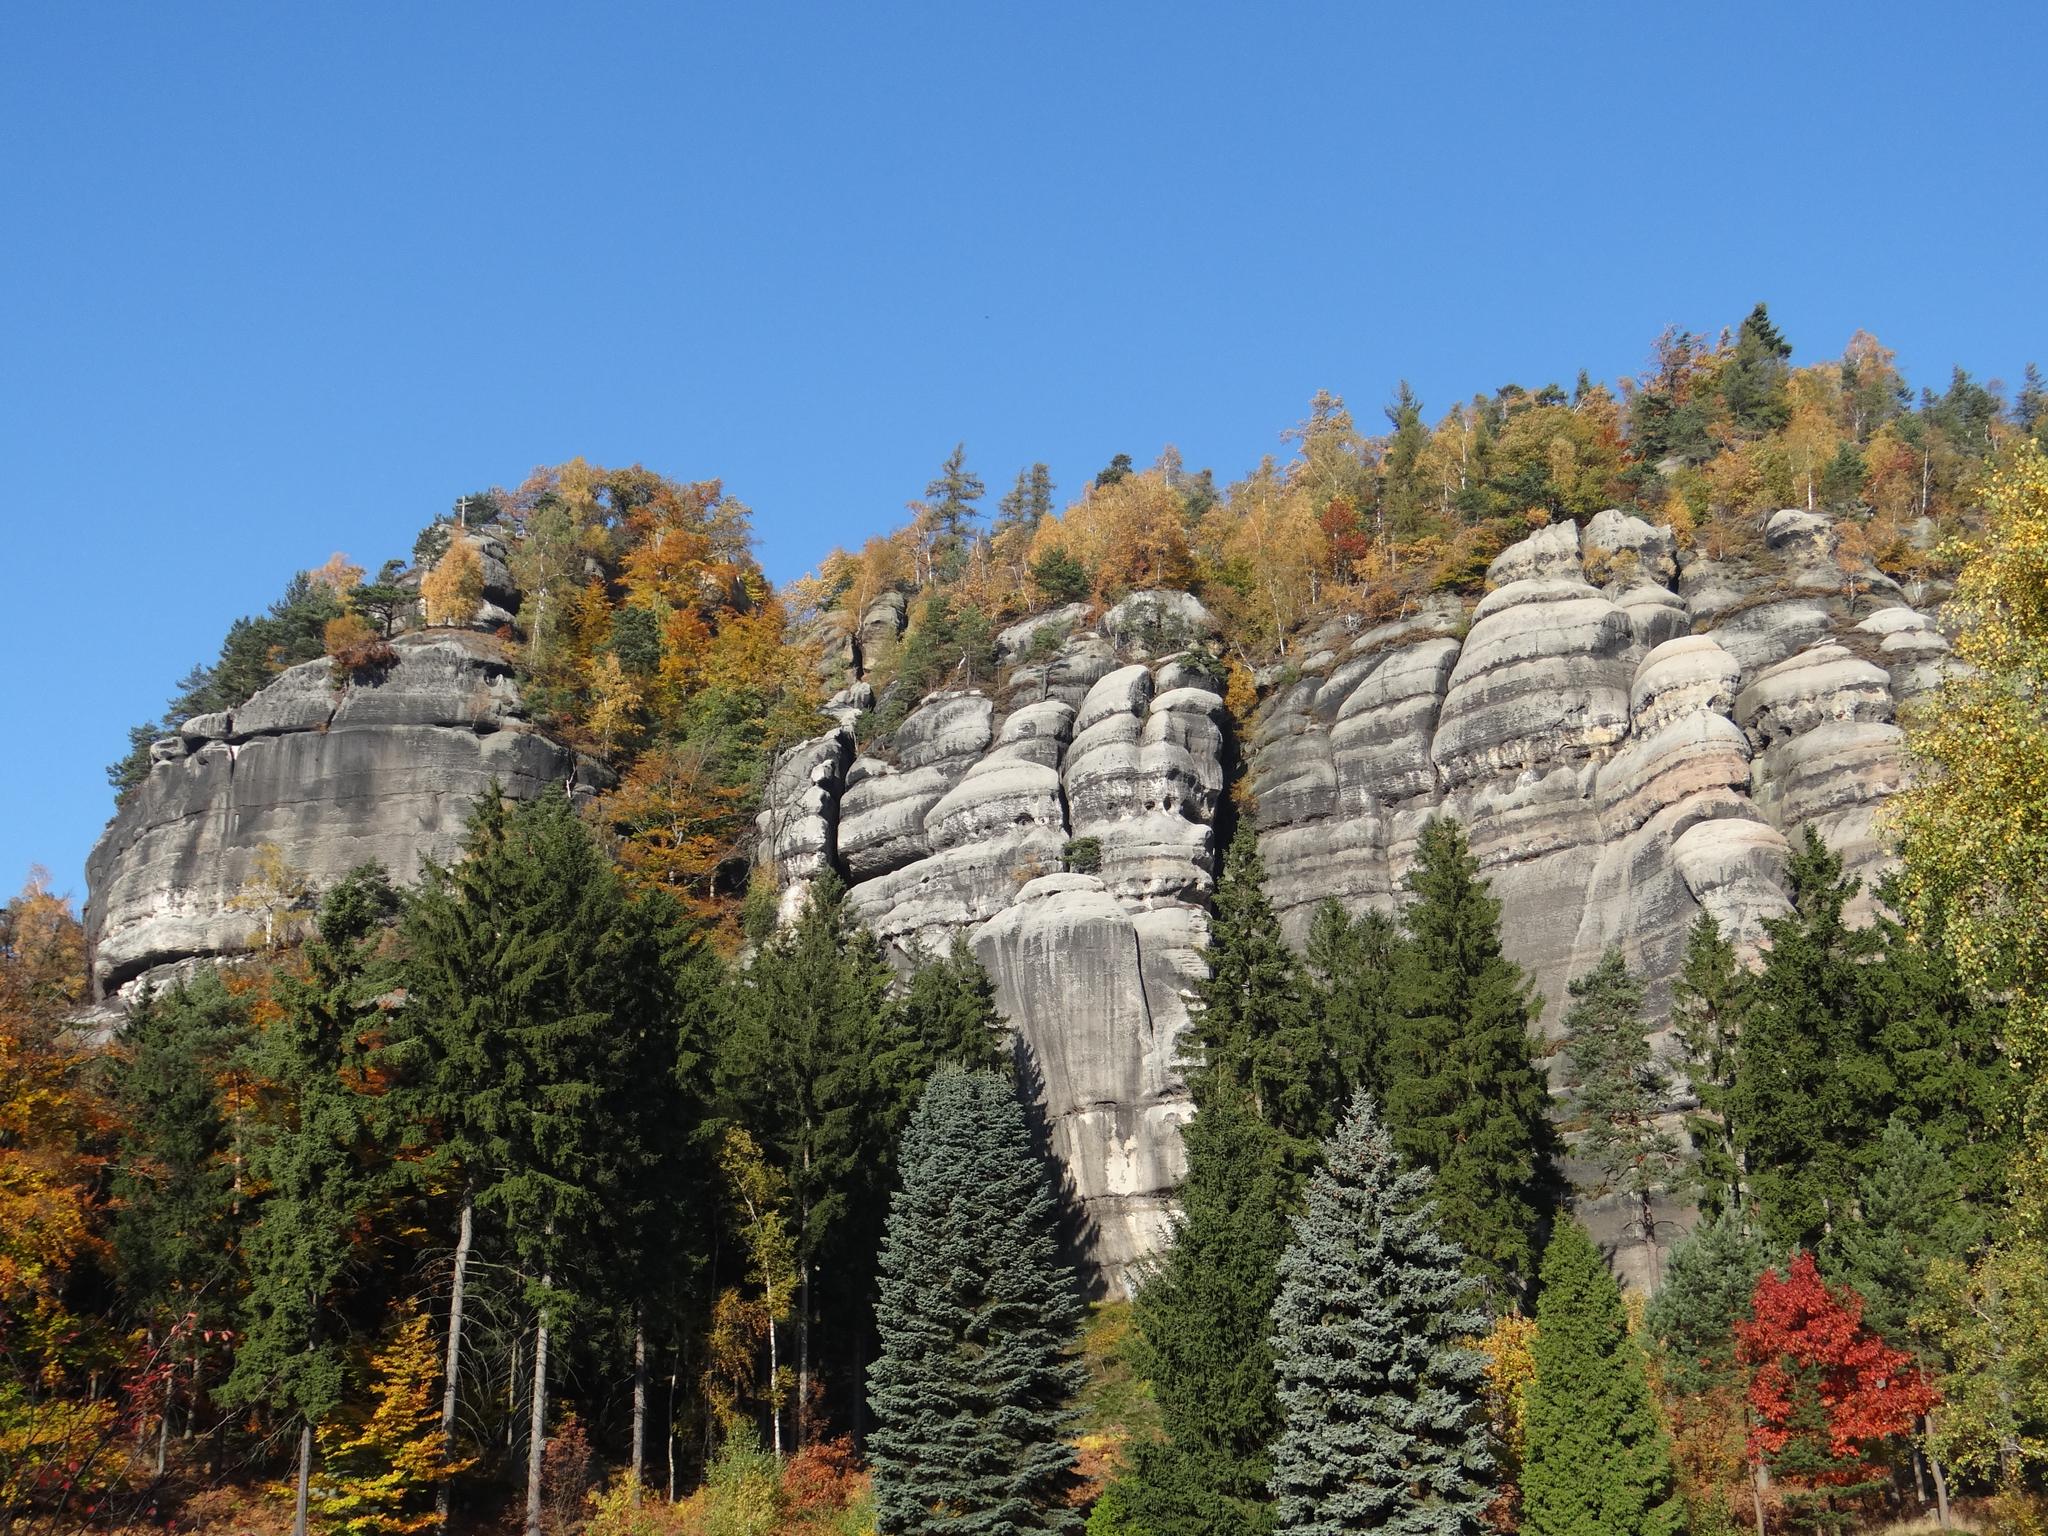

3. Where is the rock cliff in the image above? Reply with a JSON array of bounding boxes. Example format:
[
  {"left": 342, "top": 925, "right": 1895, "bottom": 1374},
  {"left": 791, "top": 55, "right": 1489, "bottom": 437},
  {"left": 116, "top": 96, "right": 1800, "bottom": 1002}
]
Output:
[
  {"left": 755, "top": 508, "right": 1947, "bottom": 1290},
  {"left": 85, "top": 629, "right": 601, "bottom": 1006}
]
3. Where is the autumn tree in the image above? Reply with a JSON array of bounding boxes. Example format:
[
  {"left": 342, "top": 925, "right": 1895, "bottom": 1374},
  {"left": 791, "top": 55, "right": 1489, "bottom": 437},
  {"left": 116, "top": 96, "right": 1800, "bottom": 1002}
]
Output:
[
  {"left": 420, "top": 537, "right": 484, "bottom": 627},
  {"left": 1735, "top": 1253, "right": 1936, "bottom": 1532},
  {"left": 310, "top": 1300, "right": 472, "bottom": 1536}
]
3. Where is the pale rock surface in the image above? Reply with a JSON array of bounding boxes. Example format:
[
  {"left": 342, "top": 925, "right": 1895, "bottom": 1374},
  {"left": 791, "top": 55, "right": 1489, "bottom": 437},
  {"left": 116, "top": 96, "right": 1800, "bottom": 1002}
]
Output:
[{"left": 86, "top": 632, "right": 592, "bottom": 1002}]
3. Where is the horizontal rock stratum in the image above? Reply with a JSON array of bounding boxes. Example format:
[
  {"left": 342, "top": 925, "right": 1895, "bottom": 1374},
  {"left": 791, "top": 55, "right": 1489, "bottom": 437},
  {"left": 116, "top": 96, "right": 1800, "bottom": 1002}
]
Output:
[{"left": 86, "top": 507, "right": 1946, "bottom": 1291}]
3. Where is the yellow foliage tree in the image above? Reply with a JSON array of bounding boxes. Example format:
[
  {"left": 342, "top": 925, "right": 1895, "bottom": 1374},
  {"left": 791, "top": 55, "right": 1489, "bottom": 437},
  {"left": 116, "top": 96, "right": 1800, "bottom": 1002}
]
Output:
[
  {"left": 420, "top": 538, "right": 484, "bottom": 627},
  {"left": 228, "top": 841, "right": 310, "bottom": 951},
  {"left": 1890, "top": 444, "right": 2048, "bottom": 1226},
  {"left": 310, "top": 1300, "right": 473, "bottom": 1536},
  {"left": 586, "top": 652, "right": 645, "bottom": 761},
  {"left": 1029, "top": 468, "right": 1193, "bottom": 599}
]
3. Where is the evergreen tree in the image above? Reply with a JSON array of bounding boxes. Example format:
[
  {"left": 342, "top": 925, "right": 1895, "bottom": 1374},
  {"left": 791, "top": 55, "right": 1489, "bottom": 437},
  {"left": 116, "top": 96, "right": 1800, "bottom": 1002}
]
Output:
[
  {"left": 1720, "top": 303, "right": 1793, "bottom": 435},
  {"left": 996, "top": 462, "right": 1056, "bottom": 537},
  {"left": 1730, "top": 829, "right": 1891, "bottom": 1250},
  {"left": 1521, "top": 1221, "right": 1680, "bottom": 1536},
  {"left": 899, "top": 934, "right": 1008, "bottom": 1084},
  {"left": 1186, "top": 831, "right": 1328, "bottom": 1156},
  {"left": 867, "top": 1070, "right": 1084, "bottom": 1534},
  {"left": 1116, "top": 1090, "right": 1290, "bottom": 1535},
  {"left": 1820, "top": 1116, "right": 1983, "bottom": 1345},
  {"left": 1670, "top": 913, "right": 1749, "bottom": 1219},
  {"left": 1380, "top": 383, "right": 1432, "bottom": 537},
  {"left": 1643, "top": 1211, "right": 1775, "bottom": 1400},
  {"left": 718, "top": 876, "right": 911, "bottom": 1435},
  {"left": 222, "top": 866, "right": 398, "bottom": 1536},
  {"left": 1558, "top": 948, "right": 1683, "bottom": 1272},
  {"left": 1303, "top": 898, "right": 1401, "bottom": 1105},
  {"left": 108, "top": 968, "right": 255, "bottom": 1450},
  {"left": 1267, "top": 1091, "right": 1493, "bottom": 1534},
  {"left": 1385, "top": 817, "right": 1554, "bottom": 1295},
  {"left": 394, "top": 789, "right": 667, "bottom": 1536},
  {"left": 924, "top": 443, "right": 985, "bottom": 580},
  {"left": 1031, "top": 546, "right": 1092, "bottom": 602}
]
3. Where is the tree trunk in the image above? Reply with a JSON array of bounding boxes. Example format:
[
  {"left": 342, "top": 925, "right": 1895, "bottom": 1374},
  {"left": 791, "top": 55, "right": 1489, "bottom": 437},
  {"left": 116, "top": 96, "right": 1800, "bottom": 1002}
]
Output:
[
  {"left": 767, "top": 1308, "right": 783, "bottom": 1458},
  {"left": 630, "top": 1314, "right": 646, "bottom": 1501},
  {"left": 293, "top": 1421, "right": 313, "bottom": 1536},
  {"left": 437, "top": 1191, "right": 473, "bottom": 1533},
  {"left": 155, "top": 1402, "right": 169, "bottom": 1476},
  {"left": 666, "top": 1364, "right": 678, "bottom": 1501},
  {"left": 525, "top": 1299, "right": 551, "bottom": 1536},
  {"left": 1926, "top": 1412, "right": 1952, "bottom": 1529},
  {"left": 798, "top": 1263, "right": 811, "bottom": 1449},
  {"left": 1751, "top": 1454, "right": 1768, "bottom": 1536}
]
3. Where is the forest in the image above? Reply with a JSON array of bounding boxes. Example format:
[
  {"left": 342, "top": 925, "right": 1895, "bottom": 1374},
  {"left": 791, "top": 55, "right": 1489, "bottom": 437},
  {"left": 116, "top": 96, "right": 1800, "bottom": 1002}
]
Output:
[{"left": 7, "top": 309, "right": 2046, "bottom": 1534}]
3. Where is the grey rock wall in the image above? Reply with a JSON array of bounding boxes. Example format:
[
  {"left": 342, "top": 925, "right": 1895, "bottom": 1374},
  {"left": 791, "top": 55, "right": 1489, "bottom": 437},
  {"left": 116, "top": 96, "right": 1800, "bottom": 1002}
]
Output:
[
  {"left": 759, "top": 527, "right": 1945, "bottom": 1291},
  {"left": 85, "top": 631, "right": 598, "bottom": 1004}
]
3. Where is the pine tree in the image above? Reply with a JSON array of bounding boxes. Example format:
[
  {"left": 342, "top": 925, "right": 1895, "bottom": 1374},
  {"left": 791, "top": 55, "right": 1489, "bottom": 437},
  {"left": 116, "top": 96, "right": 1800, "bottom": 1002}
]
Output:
[
  {"left": 1820, "top": 1117, "right": 1982, "bottom": 1345},
  {"left": 1116, "top": 1089, "right": 1290, "bottom": 1535},
  {"left": 1187, "top": 831, "right": 1328, "bottom": 1156},
  {"left": 924, "top": 443, "right": 985, "bottom": 581},
  {"left": 996, "top": 463, "right": 1056, "bottom": 537},
  {"left": 1303, "top": 899, "right": 1401, "bottom": 1105},
  {"left": 1385, "top": 817, "right": 1554, "bottom": 1295},
  {"left": 867, "top": 1070, "right": 1084, "bottom": 1534},
  {"left": 1267, "top": 1090, "right": 1493, "bottom": 1533},
  {"left": 223, "top": 866, "right": 398, "bottom": 1536},
  {"left": 1669, "top": 914, "right": 1748, "bottom": 1219},
  {"left": 1558, "top": 948, "right": 1684, "bottom": 1272},
  {"left": 1730, "top": 829, "right": 1891, "bottom": 1250},
  {"left": 1521, "top": 1221, "right": 1681, "bottom": 1536}
]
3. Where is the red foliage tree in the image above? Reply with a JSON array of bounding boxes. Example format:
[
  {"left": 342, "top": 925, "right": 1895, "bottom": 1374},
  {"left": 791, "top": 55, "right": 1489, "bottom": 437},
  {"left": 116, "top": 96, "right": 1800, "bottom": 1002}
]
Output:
[{"left": 1735, "top": 1252, "right": 1936, "bottom": 1526}]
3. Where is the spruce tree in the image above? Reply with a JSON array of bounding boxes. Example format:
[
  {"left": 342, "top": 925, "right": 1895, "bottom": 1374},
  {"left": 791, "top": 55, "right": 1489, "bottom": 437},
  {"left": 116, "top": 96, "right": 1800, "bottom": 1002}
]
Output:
[
  {"left": 1669, "top": 913, "right": 1749, "bottom": 1219},
  {"left": 1386, "top": 817, "right": 1554, "bottom": 1295},
  {"left": 1730, "top": 828, "right": 1890, "bottom": 1250},
  {"left": 1820, "top": 1116, "right": 1983, "bottom": 1345},
  {"left": 1304, "top": 898, "right": 1401, "bottom": 1105},
  {"left": 867, "top": 1070, "right": 1084, "bottom": 1534},
  {"left": 1558, "top": 948, "right": 1683, "bottom": 1271},
  {"left": 395, "top": 788, "right": 667, "bottom": 1536},
  {"left": 1117, "top": 1089, "right": 1290, "bottom": 1535},
  {"left": 1721, "top": 302, "right": 1793, "bottom": 435},
  {"left": 718, "top": 876, "right": 911, "bottom": 1434},
  {"left": 1188, "top": 831, "right": 1329, "bottom": 1156},
  {"left": 222, "top": 865, "right": 397, "bottom": 1536},
  {"left": 1268, "top": 1090, "right": 1493, "bottom": 1533},
  {"left": 899, "top": 934, "right": 1008, "bottom": 1083},
  {"left": 1521, "top": 1221, "right": 1681, "bottom": 1536}
]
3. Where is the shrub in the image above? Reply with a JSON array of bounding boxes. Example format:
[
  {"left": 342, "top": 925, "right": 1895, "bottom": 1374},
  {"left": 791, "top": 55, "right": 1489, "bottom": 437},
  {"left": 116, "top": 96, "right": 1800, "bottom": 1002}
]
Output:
[
  {"left": 324, "top": 613, "right": 397, "bottom": 681},
  {"left": 1062, "top": 837, "right": 1103, "bottom": 875}
]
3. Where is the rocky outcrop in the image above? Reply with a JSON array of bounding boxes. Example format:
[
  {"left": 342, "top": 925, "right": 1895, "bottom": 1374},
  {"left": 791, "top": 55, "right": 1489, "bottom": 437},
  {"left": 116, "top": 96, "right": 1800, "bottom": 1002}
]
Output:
[
  {"left": 1245, "top": 509, "right": 1940, "bottom": 1286},
  {"left": 756, "top": 602, "right": 1230, "bottom": 1288},
  {"left": 751, "top": 507, "right": 1945, "bottom": 1290},
  {"left": 85, "top": 632, "right": 598, "bottom": 1004}
]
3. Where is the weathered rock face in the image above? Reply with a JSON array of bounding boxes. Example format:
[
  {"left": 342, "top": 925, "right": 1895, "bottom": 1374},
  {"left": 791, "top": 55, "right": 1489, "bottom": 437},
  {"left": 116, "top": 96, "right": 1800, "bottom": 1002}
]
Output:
[
  {"left": 85, "top": 632, "right": 598, "bottom": 1004},
  {"left": 759, "top": 509, "right": 1946, "bottom": 1291},
  {"left": 756, "top": 605, "right": 1229, "bottom": 1289},
  {"left": 1248, "top": 510, "right": 1939, "bottom": 1286}
]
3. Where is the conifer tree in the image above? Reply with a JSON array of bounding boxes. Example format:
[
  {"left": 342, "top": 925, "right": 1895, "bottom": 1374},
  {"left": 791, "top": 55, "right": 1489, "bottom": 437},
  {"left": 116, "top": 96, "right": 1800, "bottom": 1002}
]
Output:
[
  {"left": 1116, "top": 1089, "right": 1290, "bottom": 1535},
  {"left": 1643, "top": 1212, "right": 1775, "bottom": 1401},
  {"left": 1721, "top": 303, "right": 1793, "bottom": 435},
  {"left": 1385, "top": 817, "right": 1553, "bottom": 1295},
  {"left": 1304, "top": 898, "right": 1400, "bottom": 1105},
  {"left": 1820, "top": 1116, "right": 1982, "bottom": 1345},
  {"left": 223, "top": 866, "right": 398, "bottom": 1536},
  {"left": 899, "top": 933, "right": 1008, "bottom": 1085},
  {"left": 1670, "top": 913, "right": 1749, "bottom": 1219},
  {"left": 867, "top": 1070, "right": 1084, "bottom": 1534},
  {"left": 1730, "top": 829, "right": 1891, "bottom": 1250},
  {"left": 1521, "top": 1221, "right": 1680, "bottom": 1536},
  {"left": 394, "top": 788, "right": 668, "bottom": 1536},
  {"left": 109, "top": 969, "right": 254, "bottom": 1457},
  {"left": 1268, "top": 1090, "right": 1493, "bottom": 1533},
  {"left": 718, "top": 876, "right": 909, "bottom": 1435},
  {"left": 1187, "top": 831, "right": 1328, "bottom": 1155},
  {"left": 1558, "top": 948, "right": 1683, "bottom": 1273}
]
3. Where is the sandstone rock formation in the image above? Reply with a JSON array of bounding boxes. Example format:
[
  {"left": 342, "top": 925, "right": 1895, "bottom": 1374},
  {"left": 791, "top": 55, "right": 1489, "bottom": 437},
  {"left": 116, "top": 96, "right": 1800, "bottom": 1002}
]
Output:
[
  {"left": 754, "top": 511, "right": 1946, "bottom": 1290},
  {"left": 85, "top": 631, "right": 599, "bottom": 1006}
]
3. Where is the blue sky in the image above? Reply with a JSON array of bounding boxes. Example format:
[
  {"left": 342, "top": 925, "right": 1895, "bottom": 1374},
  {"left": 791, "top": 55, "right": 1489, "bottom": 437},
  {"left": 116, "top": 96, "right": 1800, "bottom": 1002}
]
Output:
[{"left": 4, "top": 2, "right": 2042, "bottom": 909}]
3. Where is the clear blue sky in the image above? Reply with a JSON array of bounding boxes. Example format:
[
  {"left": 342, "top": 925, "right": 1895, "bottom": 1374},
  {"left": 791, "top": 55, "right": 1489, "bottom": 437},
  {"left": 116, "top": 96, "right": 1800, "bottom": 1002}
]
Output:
[{"left": 4, "top": 3, "right": 2042, "bottom": 911}]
